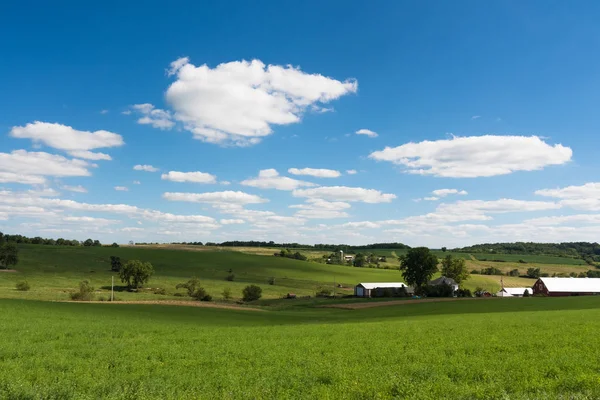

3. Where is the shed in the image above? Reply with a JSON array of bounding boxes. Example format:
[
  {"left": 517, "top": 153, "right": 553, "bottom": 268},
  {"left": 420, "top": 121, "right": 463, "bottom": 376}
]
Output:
[
  {"left": 533, "top": 277, "right": 600, "bottom": 296},
  {"left": 496, "top": 287, "right": 532, "bottom": 297},
  {"left": 354, "top": 282, "right": 410, "bottom": 298}
]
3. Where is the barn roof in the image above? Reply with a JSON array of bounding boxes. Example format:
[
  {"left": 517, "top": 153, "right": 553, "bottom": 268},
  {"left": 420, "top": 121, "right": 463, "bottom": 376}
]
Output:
[
  {"left": 540, "top": 278, "right": 600, "bottom": 293},
  {"left": 499, "top": 287, "right": 532, "bottom": 296},
  {"left": 429, "top": 276, "right": 458, "bottom": 286},
  {"left": 357, "top": 282, "right": 407, "bottom": 290}
]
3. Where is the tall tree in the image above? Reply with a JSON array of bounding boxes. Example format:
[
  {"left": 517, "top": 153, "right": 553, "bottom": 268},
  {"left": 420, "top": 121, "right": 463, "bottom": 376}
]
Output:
[
  {"left": 399, "top": 247, "right": 438, "bottom": 289},
  {"left": 83, "top": 238, "right": 94, "bottom": 247},
  {"left": 119, "top": 260, "right": 154, "bottom": 289},
  {"left": 0, "top": 242, "right": 19, "bottom": 269},
  {"left": 440, "top": 255, "right": 469, "bottom": 284},
  {"left": 353, "top": 253, "right": 366, "bottom": 267}
]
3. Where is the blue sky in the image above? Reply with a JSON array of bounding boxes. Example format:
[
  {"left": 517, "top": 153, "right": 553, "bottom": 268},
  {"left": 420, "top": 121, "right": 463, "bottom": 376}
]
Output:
[{"left": 1, "top": 1, "right": 600, "bottom": 247}]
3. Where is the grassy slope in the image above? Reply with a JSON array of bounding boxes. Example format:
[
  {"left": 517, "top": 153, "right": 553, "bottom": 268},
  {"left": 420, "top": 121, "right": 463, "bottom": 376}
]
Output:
[{"left": 2, "top": 297, "right": 600, "bottom": 399}]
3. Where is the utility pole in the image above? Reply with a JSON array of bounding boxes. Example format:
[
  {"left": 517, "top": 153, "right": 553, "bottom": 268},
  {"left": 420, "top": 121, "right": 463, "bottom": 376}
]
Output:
[
  {"left": 111, "top": 276, "right": 114, "bottom": 302},
  {"left": 333, "top": 275, "right": 336, "bottom": 299}
]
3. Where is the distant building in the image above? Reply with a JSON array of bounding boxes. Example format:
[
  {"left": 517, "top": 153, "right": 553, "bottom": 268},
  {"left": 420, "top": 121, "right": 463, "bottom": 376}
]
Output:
[
  {"left": 496, "top": 287, "right": 532, "bottom": 297},
  {"left": 533, "top": 277, "right": 600, "bottom": 297},
  {"left": 344, "top": 255, "right": 355, "bottom": 262},
  {"left": 429, "top": 276, "right": 459, "bottom": 293},
  {"left": 354, "top": 282, "right": 411, "bottom": 298}
]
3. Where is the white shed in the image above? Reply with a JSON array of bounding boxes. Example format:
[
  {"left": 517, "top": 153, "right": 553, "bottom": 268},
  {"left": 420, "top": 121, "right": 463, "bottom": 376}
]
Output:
[
  {"left": 354, "top": 282, "right": 410, "bottom": 298},
  {"left": 496, "top": 287, "right": 533, "bottom": 297}
]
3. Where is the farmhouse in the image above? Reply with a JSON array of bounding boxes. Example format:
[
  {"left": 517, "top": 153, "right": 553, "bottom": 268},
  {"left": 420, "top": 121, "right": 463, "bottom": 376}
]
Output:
[
  {"left": 429, "top": 276, "right": 459, "bottom": 292},
  {"left": 496, "top": 287, "right": 532, "bottom": 297},
  {"left": 533, "top": 277, "right": 600, "bottom": 296},
  {"left": 354, "top": 282, "right": 411, "bottom": 298}
]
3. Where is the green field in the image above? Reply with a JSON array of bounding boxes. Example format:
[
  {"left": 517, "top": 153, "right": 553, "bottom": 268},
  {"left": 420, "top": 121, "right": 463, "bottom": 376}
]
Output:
[{"left": 2, "top": 297, "right": 600, "bottom": 399}]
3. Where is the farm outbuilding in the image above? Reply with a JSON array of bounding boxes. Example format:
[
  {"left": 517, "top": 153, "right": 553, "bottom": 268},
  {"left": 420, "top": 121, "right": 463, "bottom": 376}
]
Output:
[
  {"left": 354, "top": 282, "right": 411, "bottom": 298},
  {"left": 428, "top": 276, "right": 459, "bottom": 293},
  {"left": 496, "top": 287, "right": 533, "bottom": 297},
  {"left": 533, "top": 277, "right": 600, "bottom": 296}
]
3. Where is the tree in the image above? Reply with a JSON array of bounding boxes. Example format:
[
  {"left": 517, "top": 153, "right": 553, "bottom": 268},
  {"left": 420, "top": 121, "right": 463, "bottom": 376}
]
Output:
[
  {"left": 353, "top": 253, "right": 366, "bottom": 267},
  {"left": 111, "top": 242, "right": 119, "bottom": 248},
  {"left": 93, "top": 240, "right": 101, "bottom": 247},
  {"left": 399, "top": 247, "right": 438, "bottom": 290},
  {"left": 119, "top": 260, "right": 154, "bottom": 289},
  {"left": 176, "top": 277, "right": 201, "bottom": 297},
  {"left": 440, "top": 255, "right": 469, "bottom": 284},
  {"left": 441, "top": 247, "right": 447, "bottom": 252},
  {"left": 523, "top": 289, "right": 531, "bottom": 297},
  {"left": 0, "top": 242, "right": 19, "bottom": 269},
  {"left": 222, "top": 287, "right": 232, "bottom": 300},
  {"left": 242, "top": 285, "right": 262, "bottom": 301},
  {"left": 110, "top": 256, "right": 123, "bottom": 272},
  {"left": 83, "top": 238, "right": 94, "bottom": 247},
  {"left": 70, "top": 280, "right": 95, "bottom": 301},
  {"left": 526, "top": 267, "right": 541, "bottom": 279}
]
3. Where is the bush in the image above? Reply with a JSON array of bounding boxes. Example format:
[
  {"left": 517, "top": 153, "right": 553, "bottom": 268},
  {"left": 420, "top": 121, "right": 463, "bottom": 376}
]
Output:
[
  {"left": 226, "top": 273, "right": 235, "bottom": 282},
  {"left": 540, "top": 273, "right": 550, "bottom": 277},
  {"left": 481, "top": 267, "right": 503, "bottom": 276},
  {"left": 518, "top": 259, "right": 527, "bottom": 264},
  {"left": 111, "top": 243, "right": 119, "bottom": 248},
  {"left": 222, "top": 287, "right": 232, "bottom": 300},
  {"left": 153, "top": 288, "right": 167, "bottom": 295},
  {"left": 422, "top": 283, "right": 454, "bottom": 298},
  {"left": 268, "top": 277, "right": 275, "bottom": 285},
  {"left": 176, "top": 278, "right": 201, "bottom": 297},
  {"left": 70, "top": 280, "right": 95, "bottom": 301},
  {"left": 523, "top": 289, "right": 531, "bottom": 297},
  {"left": 526, "top": 268, "right": 541, "bottom": 279},
  {"left": 508, "top": 269, "right": 520, "bottom": 277},
  {"left": 190, "top": 286, "right": 212, "bottom": 301},
  {"left": 242, "top": 285, "right": 262, "bottom": 301},
  {"left": 456, "top": 288, "right": 472, "bottom": 298},
  {"left": 470, "top": 269, "right": 480, "bottom": 274},
  {"left": 15, "top": 281, "right": 30, "bottom": 291},
  {"left": 174, "top": 292, "right": 184, "bottom": 297}
]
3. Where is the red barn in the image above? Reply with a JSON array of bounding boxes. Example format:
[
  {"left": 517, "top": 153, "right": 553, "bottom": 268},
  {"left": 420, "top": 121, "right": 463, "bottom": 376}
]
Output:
[{"left": 533, "top": 277, "right": 600, "bottom": 297}]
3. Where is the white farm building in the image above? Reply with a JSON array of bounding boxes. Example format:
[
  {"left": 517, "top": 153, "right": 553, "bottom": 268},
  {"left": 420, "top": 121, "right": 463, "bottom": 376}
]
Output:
[
  {"left": 354, "top": 282, "right": 411, "bottom": 298},
  {"left": 496, "top": 287, "right": 533, "bottom": 297}
]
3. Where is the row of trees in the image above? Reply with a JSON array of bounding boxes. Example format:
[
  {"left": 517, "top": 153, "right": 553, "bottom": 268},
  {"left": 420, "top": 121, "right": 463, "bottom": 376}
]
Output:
[
  {"left": 456, "top": 241, "right": 600, "bottom": 264},
  {"left": 0, "top": 242, "right": 18, "bottom": 269},
  {"left": 175, "top": 278, "right": 263, "bottom": 302},
  {"left": 0, "top": 232, "right": 102, "bottom": 247},
  {"left": 176, "top": 240, "right": 411, "bottom": 252}
]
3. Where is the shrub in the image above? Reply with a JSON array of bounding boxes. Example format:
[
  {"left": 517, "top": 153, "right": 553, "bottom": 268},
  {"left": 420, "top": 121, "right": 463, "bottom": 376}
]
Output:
[
  {"left": 15, "top": 281, "right": 30, "bottom": 291},
  {"left": 526, "top": 268, "right": 541, "bottom": 279},
  {"left": 541, "top": 273, "right": 550, "bottom": 277},
  {"left": 456, "top": 288, "right": 472, "bottom": 298},
  {"left": 70, "top": 280, "right": 95, "bottom": 301},
  {"left": 222, "top": 287, "right": 232, "bottom": 300},
  {"left": 110, "top": 256, "right": 122, "bottom": 272},
  {"left": 226, "top": 273, "right": 235, "bottom": 282},
  {"left": 422, "top": 283, "right": 454, "bottom": 298},
  {"left": 523, "top": 289, "right": 531, "bottom": 297},
  {"left": 176, "top": 278, "right": 201, "bottom": 297},
  {"left": 190, "top": 286, "right": 211, "bottom": 301},
  {"left": 518, "top": 259, "right": 527, "bottom": 264},
  {"left": 153, "top": 288, "right": 167, "bottom": 295},
  {"left": 111, "top": 243, "right": 119, "bottom": 248},
  {"left": 268, "top": 277, "right": 275, "bottom": 285},
  {"left": 242, "top": 285, "right": 262, "bottom": 302},
  {"left": 470, "top": 269, "right": 480, "bottom": 274},
  {"left": 508, "top": 269, "right": 520, "bottom": 277},
  {"left": 174, "top": 292, "right": 184, "bottom": 297},
  {"left": 481, "top": 267, "right": 503, "bottom": 276}
]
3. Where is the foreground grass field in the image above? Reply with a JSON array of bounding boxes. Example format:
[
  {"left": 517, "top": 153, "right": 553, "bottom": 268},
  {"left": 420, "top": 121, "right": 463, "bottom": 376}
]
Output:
[{"left": 2, "top": 297, "right": 600, "bottom": 399}]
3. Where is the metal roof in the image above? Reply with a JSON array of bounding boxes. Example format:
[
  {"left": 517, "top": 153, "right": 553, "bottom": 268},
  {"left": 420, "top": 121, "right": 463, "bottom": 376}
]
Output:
[
  {"left": 540, "top": 278, "right": 600, "bottom": 293},
  {"left": 498, "top": 287, "right": 532, "bottom": 296},
  {"left": 357, "top": 282, "right": 407, "bottom": 290},
  {"left": 429, "top": 276, "right": 458, "bottom": 286}
]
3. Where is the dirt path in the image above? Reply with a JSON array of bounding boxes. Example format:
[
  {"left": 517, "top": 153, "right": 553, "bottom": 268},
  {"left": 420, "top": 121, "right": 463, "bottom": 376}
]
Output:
[
  {"left": 0, "top": 269, "right": 18, "bottom": 273},
  {"left": 59, "top": 300, "right": 266, "bottom": 312},
  {"left": 321, "top": 297, "right": 492, "bottom": 310}
]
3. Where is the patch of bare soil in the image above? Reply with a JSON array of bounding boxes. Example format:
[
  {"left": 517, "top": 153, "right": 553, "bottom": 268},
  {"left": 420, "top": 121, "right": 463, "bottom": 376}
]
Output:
[
  {"left": 0, "top": 269, "right": 18, "bottom": 273},
  {"left": 62, "top": 299, "right": 266, "bottom": 311},
  {"left": 321, "top": 297, "right": 492, "bottom": 310}
]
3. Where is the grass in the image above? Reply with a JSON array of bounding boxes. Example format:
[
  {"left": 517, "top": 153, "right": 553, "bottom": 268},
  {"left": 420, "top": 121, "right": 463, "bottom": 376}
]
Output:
[{"left": 2, "top": 297, "right": 600, "bottom": 399}]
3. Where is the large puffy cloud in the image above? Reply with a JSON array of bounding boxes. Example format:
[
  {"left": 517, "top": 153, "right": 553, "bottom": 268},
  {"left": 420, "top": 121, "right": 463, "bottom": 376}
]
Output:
[
  {"left": 535, "top": 182, "right": 600, "bottom": 211},
  {"left": 10, "top": 121, "right": 124, "bottom": 160},
  {"left": 292, "top": 186, "right": 396, "bottom": 203},
  {"left": 369, "top": 135, "right": 572, "bottom": 178},
  {"left": 161, "top": 171, "right": 217, "bottom": 184},
  {"left": 0, "top": 150, "right": 92, "bottom": 184},
  {"left": 163, "top": 191, "right": 267, "bottom": 205},
  {"left": 131, "top": 104, "right": 175, "bottom": 130},
  {"left": 241, "top": 169, "right": 315, "bottom": 190},
  {"left": 288, "top": 167, "right": 341, "bottom": 178},
  {"left": 164, "top": 58, "right": 357, "bottom": 146}
]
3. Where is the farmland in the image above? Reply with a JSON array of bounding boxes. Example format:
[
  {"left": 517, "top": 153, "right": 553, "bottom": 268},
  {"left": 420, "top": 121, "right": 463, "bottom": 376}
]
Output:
[{"left": 2, "top": 297, "right": 600, "bottom": 399}]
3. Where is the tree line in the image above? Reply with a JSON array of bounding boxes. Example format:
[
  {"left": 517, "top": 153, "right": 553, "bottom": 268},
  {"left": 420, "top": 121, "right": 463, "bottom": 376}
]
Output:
[
  {"left": 455, "top": 242, "right": 600, "bottom": 264},
  {"left": 174, "top": 240, "right": 411, "bottom": 251},
  {"left": 0, "top": 232, "right": 103, "bottom": 247}
]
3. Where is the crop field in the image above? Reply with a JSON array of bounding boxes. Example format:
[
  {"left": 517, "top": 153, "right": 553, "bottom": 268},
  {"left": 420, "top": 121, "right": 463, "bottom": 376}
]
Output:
[{"left": 2, "top": 297, "right": 600, "bottom": 399}]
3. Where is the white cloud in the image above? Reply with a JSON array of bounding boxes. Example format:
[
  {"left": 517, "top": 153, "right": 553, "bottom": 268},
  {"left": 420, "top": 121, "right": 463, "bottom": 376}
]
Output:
[
  {"left": 131, "top": 103, "right": 175, "bottom": 130},
  {"left": 62, "top": 185, "right": 87, "bottom": 193},
  {"left": 346, "top": 169, "right": 357, "bottom": 175},
  {"left": 342, "top": 221, "right": 381, "bottom": 229},
  {"left": 292, "top": 186, "right": 396, "bottom": 203},
  {"left": 63, "top": 216, "right": 119, "bottom": 225},
  {"left": 241, "top": 169, "right": 315, "bottom": 191},
  {"left": 471, "top": 115, "right": 481, "bottom": 120},
  {"left": 523, "top": 214, "right": 600, "bottom": 226},
  {"left": 161, "top": 171, "right": 217, "bottom": 184},
  {"left": 10, "top": 122, "right": 124, "bottom": 159},
  {"left": 290, "top": 198, "right": 351, "bottom": 219},
  {"left": 114, "top": 186, "right": 129, "bottom": 191},
  {"left": 423, "top": 197, "right": 439, "bottom": 201},
  {"left": 121, "top": 110, "right": 132, "bottom": 115},
  {"left": 288, "top": 167, "right": 341, "bottom": 178},
  {"left": 0, "top": 150, "right": 92, "bottom": 184},
  {"left": 164, "top": 57, "right": 357, "bottom": 146},
  {"left": 295, "top": 209, "right": 349, "bottom": 219},
  {"left": 163, "top": 191, "right": 267, "bottom": 205},
  {"left": 220, "top": 181, "right": 231, "bottom": 185},
  {"left": 535, "top": 182, "right": 600, "bottom": 211},
  {"left": 220, "top": 219, "right": 246, "bottom": 225},
  {"left": 133, "top": 164, "right": 159, "bottom": 172},
  {"left": 100, "top": 110, "right": 109, "bottom": 115},
  {"left": 369, "top": 135, "right": 572, "bottom": 178},
  {"left": 122, "top": 227, "right": 144, "bottom": 232},
  {"left": 355, "top": 129, "right": 378, "bottom": 138},
  {"left": 133, "top": 180, "right": 141, "bottom": 185},
  {"left": 431, "top": 189, "right": 468, "bottom": 197}
]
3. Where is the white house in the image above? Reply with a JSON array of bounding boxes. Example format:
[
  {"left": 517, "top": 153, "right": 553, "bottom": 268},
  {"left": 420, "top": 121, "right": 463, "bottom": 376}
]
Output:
[
  {"left": 429, "top": 276, "right": 459, "bottom": 293},
  {"left": 496, "top": 287, "right": 533, "bottom": 297},
  {"left": 354, "top": 282, "right": 411, "bottom": 298}
]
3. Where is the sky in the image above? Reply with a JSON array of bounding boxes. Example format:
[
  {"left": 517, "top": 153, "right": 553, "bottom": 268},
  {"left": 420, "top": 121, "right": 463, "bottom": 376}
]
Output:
[{"left": 1, "top": 0, "right": 600, "bottom": 247}]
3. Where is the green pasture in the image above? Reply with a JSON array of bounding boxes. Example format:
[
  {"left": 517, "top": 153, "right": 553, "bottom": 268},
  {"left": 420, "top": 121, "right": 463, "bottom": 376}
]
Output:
[{"left": 2, "top": 297, "right": 600, "bottom": 399}]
